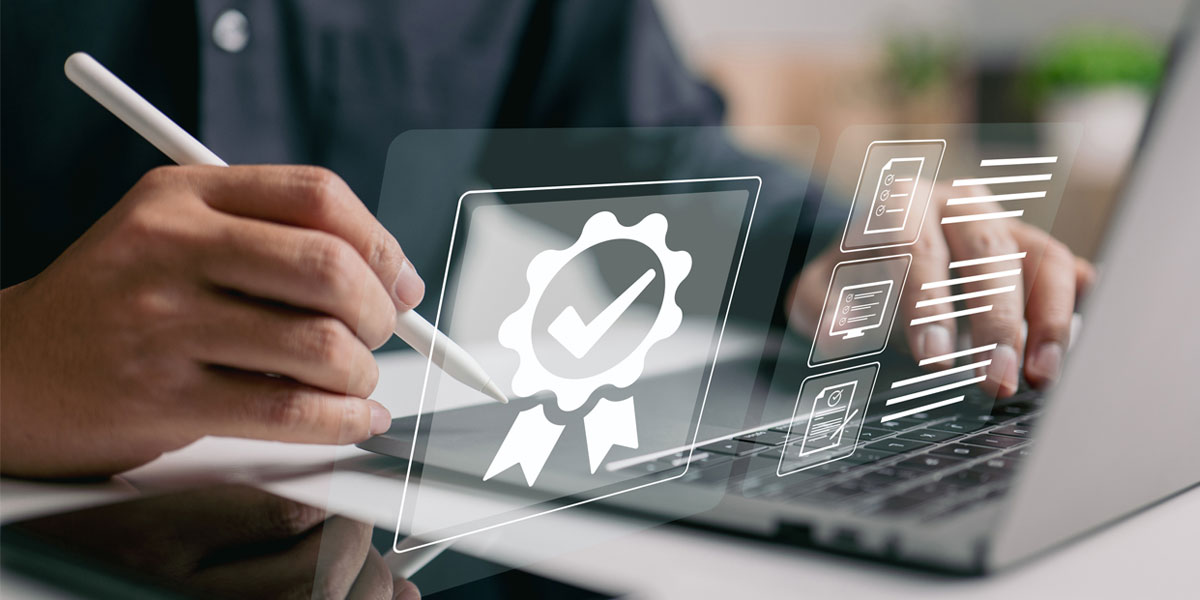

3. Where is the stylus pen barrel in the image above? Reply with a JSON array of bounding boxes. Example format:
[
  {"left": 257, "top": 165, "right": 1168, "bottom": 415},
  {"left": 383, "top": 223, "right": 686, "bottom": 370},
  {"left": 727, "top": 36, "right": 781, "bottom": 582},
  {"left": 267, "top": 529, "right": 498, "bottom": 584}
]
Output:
[
  {"left": 394, "top": 309, "right": 498, "bottom": 396},
  {"left": 64, "top": 53, "right": 226, "bottom": 167}
]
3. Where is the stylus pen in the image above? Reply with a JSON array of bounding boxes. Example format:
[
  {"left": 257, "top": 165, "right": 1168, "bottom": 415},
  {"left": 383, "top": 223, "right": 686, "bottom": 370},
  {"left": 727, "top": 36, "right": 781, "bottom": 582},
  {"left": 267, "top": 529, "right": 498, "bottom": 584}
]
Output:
[{"left": 64, "top": 52, "right": 508, "bottom": 405}]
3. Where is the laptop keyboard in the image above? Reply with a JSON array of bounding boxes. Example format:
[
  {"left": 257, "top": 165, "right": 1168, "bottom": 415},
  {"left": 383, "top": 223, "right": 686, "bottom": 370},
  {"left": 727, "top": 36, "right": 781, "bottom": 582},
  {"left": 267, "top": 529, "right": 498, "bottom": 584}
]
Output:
[{"left": 663, "top": 392, "right": 1041, "bottom": 520}]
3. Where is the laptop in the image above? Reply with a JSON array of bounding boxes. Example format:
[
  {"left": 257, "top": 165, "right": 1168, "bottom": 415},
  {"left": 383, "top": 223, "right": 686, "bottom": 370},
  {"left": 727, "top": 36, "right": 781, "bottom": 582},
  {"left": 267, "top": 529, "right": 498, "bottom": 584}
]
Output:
[{"left": 360, "top": 19, "right": 1199, "bottom": 573}]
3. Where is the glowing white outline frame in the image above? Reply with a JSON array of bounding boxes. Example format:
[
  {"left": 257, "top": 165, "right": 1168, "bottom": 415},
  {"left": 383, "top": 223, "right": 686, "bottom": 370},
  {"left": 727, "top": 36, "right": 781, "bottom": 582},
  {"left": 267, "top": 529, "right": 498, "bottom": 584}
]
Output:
[
  {"left": 391, "top": 176, "right": 762, "bottom": 554},
  {"left": 839, "top": 139, "right": 946, "bottom": 253},
  {"left": 807, "top": 254, "right": 912, "bottom": 368},
  {"left": 776, "top": 362, "right": 881, "bottom": 477}
]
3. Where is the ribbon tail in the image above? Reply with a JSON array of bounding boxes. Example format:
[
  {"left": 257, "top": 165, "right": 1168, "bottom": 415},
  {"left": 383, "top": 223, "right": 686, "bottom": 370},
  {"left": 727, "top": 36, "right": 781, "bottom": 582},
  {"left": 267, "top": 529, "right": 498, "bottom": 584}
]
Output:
[
  {"left": 483, "top": 404, "right": 564, "bottom": 487},
  {"left": 583, "top": 396, "right": 639, "bottom": 473}
]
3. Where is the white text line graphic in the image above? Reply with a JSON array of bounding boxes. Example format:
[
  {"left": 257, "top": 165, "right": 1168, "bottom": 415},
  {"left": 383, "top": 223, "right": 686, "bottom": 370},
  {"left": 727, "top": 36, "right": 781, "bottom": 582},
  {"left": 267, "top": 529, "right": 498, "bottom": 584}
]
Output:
[
  {"left": 979, "top": 156, "right": 1058, "bottom": 167},
  {"left": 922, "top": 268, "right": 1022, "bottom": 290},
  {"left": 948, "top": 252, "right": 1027, "bottom": 269},
  {"left": 915, "top": 286, "right": 1016, "bottom": 308},
  {"left": 891, "top": 360, "right": 992, "bottom": 388},
  {"left": 909, "top": 305, "right": 993, "bottom": 326},
  {"left": 881, "top": 396, "right": 966, "bottom": 422},
  {"left": 886, "top": 376, "right": 985, "bottom": 406},
  {"left": 942, "top": 210, "right": 1025, "bottom": 224},
  {"left": 946, "top": 191, "right": 1046, "bottom": 206},
  {"left": 952, "top": 174, "right": 1052, "bottom": 187},
  {"left": 919, "top": 342, "right": 997, "bottom": 366}
]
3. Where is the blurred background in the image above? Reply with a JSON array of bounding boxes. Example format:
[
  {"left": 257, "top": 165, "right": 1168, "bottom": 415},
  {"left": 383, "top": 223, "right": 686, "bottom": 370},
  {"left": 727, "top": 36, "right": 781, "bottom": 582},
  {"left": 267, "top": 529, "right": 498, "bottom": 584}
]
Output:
[{"left": 655, "top": 0, "right": 1187, "bottom": 259}]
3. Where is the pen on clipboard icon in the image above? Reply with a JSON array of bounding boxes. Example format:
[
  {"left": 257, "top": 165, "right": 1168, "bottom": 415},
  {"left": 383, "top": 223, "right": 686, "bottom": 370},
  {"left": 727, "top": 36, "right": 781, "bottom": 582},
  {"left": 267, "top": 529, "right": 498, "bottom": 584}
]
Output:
[
  {"left": 797, "top": 381, "right": 860, "bottom": 457},
  {"left": 865, "top": 157, "right": 925, "bottom": 235}
]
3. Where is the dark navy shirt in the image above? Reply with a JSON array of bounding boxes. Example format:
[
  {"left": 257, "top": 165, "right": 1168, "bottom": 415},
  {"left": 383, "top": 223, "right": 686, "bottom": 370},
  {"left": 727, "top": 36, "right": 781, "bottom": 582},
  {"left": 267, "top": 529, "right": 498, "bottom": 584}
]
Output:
[{"left": 2, "top": 1, "right": 818, "bottom": 304}]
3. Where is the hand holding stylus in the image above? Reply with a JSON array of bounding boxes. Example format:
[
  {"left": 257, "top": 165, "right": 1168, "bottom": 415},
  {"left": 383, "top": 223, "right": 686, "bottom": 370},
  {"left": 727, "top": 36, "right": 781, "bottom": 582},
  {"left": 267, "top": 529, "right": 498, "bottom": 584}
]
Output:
[{"left": 0, "top": 53, "right": 500, "bottom": 479}]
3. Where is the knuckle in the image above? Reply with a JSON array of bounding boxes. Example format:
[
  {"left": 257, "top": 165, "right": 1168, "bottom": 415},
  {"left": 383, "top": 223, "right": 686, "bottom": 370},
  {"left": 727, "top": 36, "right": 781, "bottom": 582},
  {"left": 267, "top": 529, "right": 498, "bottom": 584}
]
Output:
[
  {"left": 1044, "top": 239, "right": 1072, "bottom": 265},
  {"left": 129, "top": 284, "right": 181, "bottom": 322},
  {"left": 267, "top": 390, "right": 317, "bottom": 430},
  {"left": 960, "top": 227, "right": 1018, "bottom": 257},
  {"left": 912, "top": 230, "right": 949, "bottom": 260},
  {"left": 365, "top": 314, "right": 395, "bottom": 350},
  {"left": 340, "top": 403, "right": 374, "bottom": 444},
  {"left": 360, "top": 356, "right": 381, "bottom": 396},
  {"left": 293, "top": 166, "right": 348, "bottom": 216},
  {"left": 303, "top": 317, "right": 353, "bottom": 366},
  {"left": 136, "top": 165, "right": 179, "bottom": 190},
  {"left": 305, "top": 236, "right": 359, "bottom": 299},
  {"left": 367, "top": 225, "right": 402, "bottom": 272},
  {"left": 264, "top": 495, "right": 323, "bottom": 536}
]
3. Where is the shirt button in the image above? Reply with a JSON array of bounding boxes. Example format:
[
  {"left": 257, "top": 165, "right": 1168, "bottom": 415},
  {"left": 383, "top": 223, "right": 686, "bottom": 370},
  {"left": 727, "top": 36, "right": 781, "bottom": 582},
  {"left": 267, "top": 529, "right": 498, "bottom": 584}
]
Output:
[{"left": 212, "top": 9, "right": 250, "bottom": 54}]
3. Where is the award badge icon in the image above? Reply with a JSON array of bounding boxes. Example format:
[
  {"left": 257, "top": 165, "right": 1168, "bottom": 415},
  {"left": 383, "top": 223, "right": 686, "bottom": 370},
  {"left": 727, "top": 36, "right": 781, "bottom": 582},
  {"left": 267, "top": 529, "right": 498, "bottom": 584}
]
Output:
[{"left": 487, "top": 211, "right": 692, "bottom": 486}]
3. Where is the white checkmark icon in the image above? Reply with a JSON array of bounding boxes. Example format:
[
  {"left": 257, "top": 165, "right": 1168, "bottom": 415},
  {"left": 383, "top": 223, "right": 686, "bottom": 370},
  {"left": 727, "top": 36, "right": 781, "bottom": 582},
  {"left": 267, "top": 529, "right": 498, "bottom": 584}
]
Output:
[{"left": 548, "top": 268, "right": 657, "bottom": 359}]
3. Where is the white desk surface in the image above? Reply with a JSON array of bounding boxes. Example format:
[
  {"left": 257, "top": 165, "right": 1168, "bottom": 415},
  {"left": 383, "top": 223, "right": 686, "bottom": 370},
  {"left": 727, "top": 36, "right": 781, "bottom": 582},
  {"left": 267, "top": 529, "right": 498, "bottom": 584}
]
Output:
[{"left": 3, "top": 351, "right": 1197, "bottom": 599}]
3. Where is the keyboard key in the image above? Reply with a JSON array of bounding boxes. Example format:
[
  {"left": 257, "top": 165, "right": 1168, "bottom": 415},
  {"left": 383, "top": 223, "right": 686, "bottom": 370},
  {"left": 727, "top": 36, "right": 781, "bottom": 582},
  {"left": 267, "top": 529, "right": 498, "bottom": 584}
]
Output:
[
  {"left": 769, "top": 423, "right": 799, "bottom": 434},
  {"left": 735, "top": 430, "right": 789, "bottom": 446},
  {"left": 864, "top": 438, "right": 932, "bottom": 455},
  {"left": 800, "top": 481, "right": 869, "bottom": 503},
  {"left": 981, "top": 455, "right": 1018, "bottom": 469},
  {"left": 961, "top": 434, "right": 1026, "bottom": 450},
  {"left": 897, "top": 481, "right": 959, "bottom": 501},
  {"left": 928, "top": 420, "right": 987, "bottom": 434},
  {"left": 698, "top": 440, "right": 766, "bottom": 457},
  {"left": 898, "top": 428, "right": 962, "bottom": 443},
  {"left": 990, "top": 424, "right": 1032, "bottom": 438},
  {"left": 854, "top": 466, "right": 923, "bottom": 487},
  {"left": 870, "top": 494, "right": 930, "bottom": 515},
  {"left": 833, "top": 449, "right": 892, "bottom": 470},
  {"left": 892, "top": 453, "right": 965, "bottom": 472},
  {"left": 994, "top": 401, "right": 1037, "bottom": 418},
  {"left": 943, "top": 468, "right": 994, "bottom": 487},
  {"left": 955, "top": 456, "right": 1012, "bottom": 484},
  {"left": 856, "top": 426, "right": 893, "bottom": 441},
  {"left": 874, "top": 417, "right": 924, "bottom": 432},
  {"left": 929, "top": 443, "right": 1000, "bottom": 460},
  {"left": 871, "top": 482, "right": 958, "bottom": 515}
]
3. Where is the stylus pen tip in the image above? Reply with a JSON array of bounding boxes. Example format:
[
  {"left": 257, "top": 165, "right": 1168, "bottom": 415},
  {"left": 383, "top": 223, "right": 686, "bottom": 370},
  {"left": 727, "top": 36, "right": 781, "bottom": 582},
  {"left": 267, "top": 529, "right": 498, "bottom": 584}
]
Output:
[{"left": 481, "top": 380, "right": 509, "bottom": 404}]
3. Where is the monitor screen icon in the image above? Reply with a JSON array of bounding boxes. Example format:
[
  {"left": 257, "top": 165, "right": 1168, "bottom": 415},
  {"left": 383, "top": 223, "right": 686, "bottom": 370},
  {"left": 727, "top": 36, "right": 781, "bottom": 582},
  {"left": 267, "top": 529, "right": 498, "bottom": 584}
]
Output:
[{"left": 828, "top": 280, "right": 893, "bottom": 339}]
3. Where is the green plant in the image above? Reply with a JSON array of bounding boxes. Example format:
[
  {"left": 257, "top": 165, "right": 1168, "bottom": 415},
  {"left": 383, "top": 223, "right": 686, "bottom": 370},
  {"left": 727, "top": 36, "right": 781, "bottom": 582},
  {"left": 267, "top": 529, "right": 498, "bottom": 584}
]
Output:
[
  {"left": 884, "top": 34, "right": 960, "bottom": 94},
  {"left": 1026, "top": 27, "right": 1165, "bottom": 102}
]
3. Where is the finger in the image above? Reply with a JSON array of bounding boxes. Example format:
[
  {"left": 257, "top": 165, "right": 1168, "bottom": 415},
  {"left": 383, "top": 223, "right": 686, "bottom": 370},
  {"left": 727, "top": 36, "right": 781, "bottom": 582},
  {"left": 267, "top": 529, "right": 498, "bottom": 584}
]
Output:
[
  {"left": 786, "top": 247, "right": 839, "bottom": 335},
  {"left": 314, "top": 517, "right": 378, "bottom": 600},
  {"left": 901, "top": 204, "right": 957, "bottom": 367},
  {"left": 184, "top": 165, "right": 425, "bottom": 309},
  {"left": 15, "top": 484, "right": 327, "bottom": 571},
  {"left": 190, "top": 369, "right": 392, "bottom": 443},
  {"left": 395, "top": 580, "right": 421, "bottom": 600},
  {"left": 940, "top": 212, "right": 1025, "bottom": 398},
  {"left": 348, "top": 550, "right": 395, "bottom": 600},
  {"left": 1075, "top": 255, "right": 1096, "bottom": 301},
  {"left": 187, "top": 290, "right": 379, "bottom": 398},
  {"left": 193, "top": 516, "right": 373, "bottom": 599},
  {"left": 201, "top": 213, "right": 396, "bottom": 349},
  {"left": 1011, "top": 225, "right": 1077, "bottom": 387}
]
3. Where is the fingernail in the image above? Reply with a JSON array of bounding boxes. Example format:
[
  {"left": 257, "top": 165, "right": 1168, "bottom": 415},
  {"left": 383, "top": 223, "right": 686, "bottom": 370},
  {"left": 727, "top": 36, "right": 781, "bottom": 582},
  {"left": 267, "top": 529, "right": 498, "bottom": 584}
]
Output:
[
  {"left": 1028, "top": 342, "right": 1063, "bottom": 382},
  {"left": 393, "top": 259, "right": 425, "bottom": 309},
  {"left": 916, "top": 325, "right": 953, "bottom": 363},
  {"left": 369, "top": 405, "right": 392, "bottom": 435},
  {"left": 986, "top": 344, "right": 1019, "bottom": 396}
]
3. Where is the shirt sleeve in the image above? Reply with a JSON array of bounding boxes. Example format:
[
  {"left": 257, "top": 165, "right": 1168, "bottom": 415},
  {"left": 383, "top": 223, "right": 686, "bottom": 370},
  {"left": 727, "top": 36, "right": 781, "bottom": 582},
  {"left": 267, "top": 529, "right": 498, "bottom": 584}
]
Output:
[{"left": 487, "top": 0, "right": 843, "bottom": 322}]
